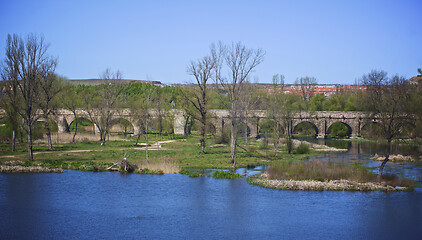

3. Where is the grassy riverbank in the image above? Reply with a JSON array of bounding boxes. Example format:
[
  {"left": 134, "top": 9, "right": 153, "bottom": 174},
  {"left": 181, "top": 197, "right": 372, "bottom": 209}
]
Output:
[
  {"left": 0, "top": 132, "right": 417, "bottom": 191},
  {"left": 0, "top": 132, "right": 311, "bottom": 172}
]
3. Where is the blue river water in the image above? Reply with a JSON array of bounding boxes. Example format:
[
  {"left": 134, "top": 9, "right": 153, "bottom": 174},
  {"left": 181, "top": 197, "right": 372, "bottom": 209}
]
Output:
[{"left": 1, "top": 170, "right": 421, "bottom": 239}]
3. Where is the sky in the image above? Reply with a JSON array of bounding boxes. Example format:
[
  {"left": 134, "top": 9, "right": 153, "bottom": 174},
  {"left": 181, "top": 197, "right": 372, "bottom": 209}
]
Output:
[{"left": 0, "top": 0, "right": 421, "bottom": 84}]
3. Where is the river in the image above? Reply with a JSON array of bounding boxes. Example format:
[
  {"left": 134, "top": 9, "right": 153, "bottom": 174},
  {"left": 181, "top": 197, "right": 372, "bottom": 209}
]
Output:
[
  {"left": 306, "top": 139, "right": 422, "bottom": 185},
  {"left": 1, "top": 140, "right": 421, "bottom": 239}
]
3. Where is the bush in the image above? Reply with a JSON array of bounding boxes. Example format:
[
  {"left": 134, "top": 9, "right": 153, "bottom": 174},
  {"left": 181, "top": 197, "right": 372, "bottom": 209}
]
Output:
[
  {"left": 295, "top": 143, "right": 310, "bottom": 154},
  {"left": 179, "top": 169, "right": 200, "bottom": 177},
  {"left": 211, "top": 170, "right": 242, "bottom": 179}
]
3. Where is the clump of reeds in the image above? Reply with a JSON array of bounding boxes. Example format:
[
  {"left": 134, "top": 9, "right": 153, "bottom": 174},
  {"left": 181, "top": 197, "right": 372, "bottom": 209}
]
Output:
[
  {"left": 136, "top": 156, "right": 180, "bottom": 174},
  {"left": 267, "top": 160, "right": 415, "bottom": 187}
]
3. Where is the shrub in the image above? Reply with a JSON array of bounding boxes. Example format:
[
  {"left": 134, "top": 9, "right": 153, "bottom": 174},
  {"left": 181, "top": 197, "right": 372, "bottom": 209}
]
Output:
[
  {"left": 179, "top": 169, "right": 200, "bottom": 177},
  {"left": 295, "top": 143, "right": 310, "bottom": 154},
  {"left": 211, "top": 170, "right": 242, "bottom": 179}
]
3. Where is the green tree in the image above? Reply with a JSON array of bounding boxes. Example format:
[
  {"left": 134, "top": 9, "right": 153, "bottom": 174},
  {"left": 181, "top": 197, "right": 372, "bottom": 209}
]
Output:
[{"left": 309, "top": 94, "right": 326, "bottom": 111}]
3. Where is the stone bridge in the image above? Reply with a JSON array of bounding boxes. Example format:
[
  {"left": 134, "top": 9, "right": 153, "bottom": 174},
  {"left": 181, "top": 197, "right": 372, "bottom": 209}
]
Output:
[
  {"left": 208, "top": 110, "right": 370, "bottom": 138},
  {"left": 0, "top": 109, "right": 376, "bottom": 139}
]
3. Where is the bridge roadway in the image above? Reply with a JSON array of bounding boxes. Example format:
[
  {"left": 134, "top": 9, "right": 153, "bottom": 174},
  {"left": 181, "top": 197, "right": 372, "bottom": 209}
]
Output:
[{"left": 0, "top": 109, "right": 374, "bottom": 138}]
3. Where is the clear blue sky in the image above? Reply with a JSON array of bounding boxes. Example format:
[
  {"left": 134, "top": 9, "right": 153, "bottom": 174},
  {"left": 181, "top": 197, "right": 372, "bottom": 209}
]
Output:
[{"left": 0, "top": 0, "right": 421, "bottom": 84}]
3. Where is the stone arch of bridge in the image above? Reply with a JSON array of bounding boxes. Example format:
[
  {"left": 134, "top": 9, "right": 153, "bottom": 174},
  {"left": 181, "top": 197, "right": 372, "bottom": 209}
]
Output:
[
  {"left": 109, "top": 117, "right": 135, "bottom": 135},
  {"left": 292, "top": 120, "right": 321, "bottom": 138},
  {"left": 326, "top": 121, "right": 353, "bottom": 138}
]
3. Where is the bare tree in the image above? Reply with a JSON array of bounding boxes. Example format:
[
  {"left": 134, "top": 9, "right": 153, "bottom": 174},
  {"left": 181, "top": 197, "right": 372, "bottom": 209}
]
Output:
[
  {"left": 361, "top": 70, "right": 412, "bottom": 180},
  {"left": 182, "top": 54, "right": 215, "bottom": 153},
  {"left": 1, "top": 36, "right": 21, "bottom": 152},
  {"left": 82, "top": 69, "right": 124, "bottom": 146},
  {"left": 213, "top": 42, "right": 265, "bottom": 169},
  {"left": 239, "top": 79, "right": 258, "bottom": 146},
  {"left": 1, "top": 34, "right": 57, "bottom": 161},
  {"left": 61, "top": 83, "right": 83, "bottom": 144},
  {"left": 267, "top": 74, "right": 285, "bottom": 156},
  {"left": 38, "top": 73, "right": 62, "bottom": 149},
  {"left": 295, "top": 76, "right": 317, "bottom": 109}
]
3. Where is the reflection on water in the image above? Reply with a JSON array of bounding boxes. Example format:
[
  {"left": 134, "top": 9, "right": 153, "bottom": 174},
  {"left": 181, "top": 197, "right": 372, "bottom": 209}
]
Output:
[
  {"left": 1, "top": 171, "right": 421, "bottom": 239},
  {"left": 304, "top": 138, "right": 422, "bottom": 184}
]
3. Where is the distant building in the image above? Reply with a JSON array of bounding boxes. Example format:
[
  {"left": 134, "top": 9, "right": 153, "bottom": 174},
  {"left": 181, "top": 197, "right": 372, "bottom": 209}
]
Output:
[
  {"left": 265, "top": 84, "right": 366, "bottom": 97},
  {"left": 410, "top": 75, "right": 422, "bottom": 85},
  {"left": 68, "top": 79, "right": 163, "bottom": 87}
]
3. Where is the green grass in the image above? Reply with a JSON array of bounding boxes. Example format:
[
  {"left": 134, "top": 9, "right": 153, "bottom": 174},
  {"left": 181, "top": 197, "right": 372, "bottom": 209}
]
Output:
[{"left": 0, "top": 132, "right": 317, "bottom": 172}]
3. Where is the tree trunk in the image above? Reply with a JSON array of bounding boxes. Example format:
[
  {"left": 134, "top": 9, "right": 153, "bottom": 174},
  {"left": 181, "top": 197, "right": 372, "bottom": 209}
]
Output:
[
  {"left": 136, "top": 134, "right": 141, "bottom": 146},
  {"left": 145, "top": 119, "right": 149, "bottom": 162},
  {"left": 45, "top": 120, "right": 52, "bottom": 150},
  {"left": 274, "top": 121, "right": 279, "bottom": 157},
  {"left": 244, "top": 121, "right": 248, "bottom": 146},
  {"left": 200, "top": 119, "right": 206, "bottom": 154},
  {"left": 200, "top": 139, "right": 205, "bottom": 154},
  {"left": 12, "top": 128, "right": 16, "bottom": 152},
  {"left": 27, "top": 122, "right": 33, "bottom": 161},
  {"left": 377, "top": 139, "right": 391, "bottom": 181},
  {"left": 230, "top": 122, "right": 237, "bottom": 169},
  {"left": 72, "top": 121, "right": 78, "bottom": 144}
]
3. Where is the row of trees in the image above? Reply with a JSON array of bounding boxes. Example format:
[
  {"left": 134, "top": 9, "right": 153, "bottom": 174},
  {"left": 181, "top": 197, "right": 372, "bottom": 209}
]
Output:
[
  {"left": 1, "top": 34, "right": 421, "bottom": 178},
  {"left": 1, "top": 34, "right": 58, "bottom": 161}
]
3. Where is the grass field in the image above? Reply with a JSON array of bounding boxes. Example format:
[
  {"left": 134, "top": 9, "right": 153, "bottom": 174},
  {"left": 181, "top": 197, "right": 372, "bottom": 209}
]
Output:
[{"left": 0, "top": 132, "right": 312, "bottom": 171}]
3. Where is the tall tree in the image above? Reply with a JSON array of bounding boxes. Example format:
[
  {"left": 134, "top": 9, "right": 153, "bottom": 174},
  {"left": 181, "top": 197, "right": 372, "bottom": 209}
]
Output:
[
  {"left": 361, "top": 70, "right": 411, "bottom": 180},
  {"left": 61, "top": 83, "right": 83, "bottom": 144},
  {"left": 213, "top": 42, "right": 265, "bottom": 169},
  {"left": 239, "top": 79, "right": 258, "bottom": 146},
  {"left": 82, "top": 69, "right": 124, "bottom": 146},
  {"left": 267, "top": 74, "right": 285, "bottom": 156},
  {"left": 0, "top": 34, "right": 57, "bottom": 161},
  {"left": 183, "top": 54, "right": 215, "bottom": 153},
  {"left": 38, "top": 73, "right": 62, "bottom": 149},
  {"left": 295, "top": 76, "right": 317, "bottom": 109}
]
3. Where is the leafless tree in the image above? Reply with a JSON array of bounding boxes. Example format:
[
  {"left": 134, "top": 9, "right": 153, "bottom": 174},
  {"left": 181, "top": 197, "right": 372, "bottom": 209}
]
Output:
[
  {"left": 1, "top": 36, "right": 21, "bottom": 152},
  {"left": 182, "top": 54, "right": 215, "bottom": 154},
  {"left": 61, "top": 83, "right": 83, "bottom": 144},
  {"left": 1, "top": 34, "right": 57, "bottom": 161},
  {"left": 213, "top": 42, "right": 265, "bottom": 169},
  {"left": 295, "top": 76, "right": 317, "bottom": 109},
  {"left": 83, "top": 68, "right": 124, "bottom": 146},
  {"left": 239, "top": 79, "right": 258, "bottom": 146},
  {"left": 38, "top": 73, "right": 62, "bottom": 149},
  {"left": 267, "top": 74, "right": 285, "bottom": 156},
  {"left": 361, "top": 70, "right": 412, "bottom": 180}
]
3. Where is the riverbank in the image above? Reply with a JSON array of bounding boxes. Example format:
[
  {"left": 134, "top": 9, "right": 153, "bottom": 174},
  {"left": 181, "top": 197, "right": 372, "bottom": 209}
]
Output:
[
  {"left": 250, "top": 177, "right": 405, "bottom": 192},
  {"left": 0, "top": 161, "right": 63, "bottom": 173}
]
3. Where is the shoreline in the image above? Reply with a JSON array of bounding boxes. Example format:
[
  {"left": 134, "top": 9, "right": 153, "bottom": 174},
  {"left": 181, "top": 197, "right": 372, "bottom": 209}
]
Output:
[{"left": 249, "top": 178, "right": 409, "bottom": 192}]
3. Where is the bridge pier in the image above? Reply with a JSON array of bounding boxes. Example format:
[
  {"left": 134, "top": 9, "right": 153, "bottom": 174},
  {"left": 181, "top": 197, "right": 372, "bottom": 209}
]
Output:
[{"left": 57, "top": 116, "right": 69, "bottom": 133}]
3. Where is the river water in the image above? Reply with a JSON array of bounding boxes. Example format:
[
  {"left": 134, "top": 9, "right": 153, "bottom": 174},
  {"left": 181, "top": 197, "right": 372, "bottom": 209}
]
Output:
[
  {"left": 306, "top": 139, "right": 422, "bottom": 185},
  {"left": 1, "top": 140, "right": 421, "bottom": 239}
]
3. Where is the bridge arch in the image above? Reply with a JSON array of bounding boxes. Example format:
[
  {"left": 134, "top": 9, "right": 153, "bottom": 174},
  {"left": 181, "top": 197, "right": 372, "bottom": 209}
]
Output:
[
  {"left": 109, "top": 117, "right": 135, "bottom": 136},
  {"left": 293, "top": 121, "right": 319, "bottom": 138},
  {"left": 68, "top": 117, "right": 96, "bottom": 133},
  {"left": 327, "top": 121, "right": 352, "bottom": 138}
]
